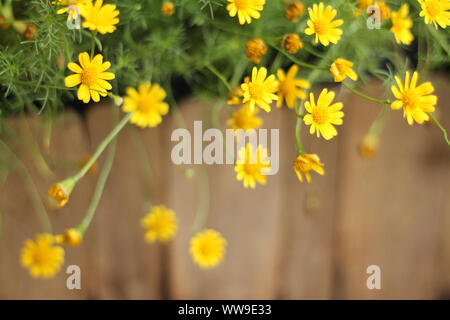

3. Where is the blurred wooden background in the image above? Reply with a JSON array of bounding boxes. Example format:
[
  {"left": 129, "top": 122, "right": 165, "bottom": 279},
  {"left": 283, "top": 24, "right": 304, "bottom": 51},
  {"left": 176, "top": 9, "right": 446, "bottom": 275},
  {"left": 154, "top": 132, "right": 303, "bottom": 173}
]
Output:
[{"left": 0, "top": 78, "right": 449, "bottom": 299}]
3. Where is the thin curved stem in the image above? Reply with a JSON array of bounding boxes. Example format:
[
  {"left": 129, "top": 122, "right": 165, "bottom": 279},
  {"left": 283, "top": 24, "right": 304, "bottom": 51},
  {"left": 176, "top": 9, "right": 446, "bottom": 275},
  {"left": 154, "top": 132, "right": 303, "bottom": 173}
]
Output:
[
  {"left": 77, "top": 112, "right": 119, "bottom": 234},
  {"left": 269, "top": 43, "right": 329, "bottom": 71},
  {"left": 205, "top": 63, "right": 240, "bottom": 98},
  {"left": 429, "top": 113, "right": 450, "bottom": 147},
  {"left": 72, "top": 111, "right": 132, "bottom": 183},
  {"left": 190, "top": 166, "right": 210, "bottom": 235},
  {"left": 343, "top": 82, "right": 391, "bottom": 105}
]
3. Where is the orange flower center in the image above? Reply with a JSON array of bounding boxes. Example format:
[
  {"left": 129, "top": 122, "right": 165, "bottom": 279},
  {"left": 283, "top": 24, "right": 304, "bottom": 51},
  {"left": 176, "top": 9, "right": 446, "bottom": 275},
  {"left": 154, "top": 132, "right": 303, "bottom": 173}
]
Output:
[
  {"left": 314, "top": 19, "right": 329, "bottom": 35},
  {"left": 248, "top": 83, "right": 264, "bottom": 100},
  {"left": 81, "top": 67, "right": 98, "bottom": 87},
  {"left": 312, "top": 107, "right": 329, "bottom": 125},
  {"left": 426, "top": 0, "right": 441, "bottom": 18},
  {"left": 401, "top": 89, "right": 418, "bottom": 110},
  {"left": 294, "top": 159, "right": 311, "bottom": 172},
  {"left": 244, "top": 163, "right": 260, "bottom": 175},
  {"left": 234, "top": 0, "right": 250, "bottom": 10}
]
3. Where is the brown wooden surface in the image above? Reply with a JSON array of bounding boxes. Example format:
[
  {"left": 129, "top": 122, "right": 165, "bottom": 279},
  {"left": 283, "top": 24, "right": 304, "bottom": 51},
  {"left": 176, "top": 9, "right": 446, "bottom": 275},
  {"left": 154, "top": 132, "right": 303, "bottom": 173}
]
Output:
[{"left": 0, "top": 78, "right": 449, "bottom": 299}]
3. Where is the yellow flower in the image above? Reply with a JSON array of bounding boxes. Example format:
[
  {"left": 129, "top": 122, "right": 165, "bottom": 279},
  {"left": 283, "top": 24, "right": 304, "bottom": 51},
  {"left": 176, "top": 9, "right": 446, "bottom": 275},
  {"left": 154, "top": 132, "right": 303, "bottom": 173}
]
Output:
[
  {"left": 276, "top": 65, "right": 310, "bottom": 109},
  {"left": 303, "top": 89, "right": 344, "bottom": 140},
  {"left": 48, "top": 177, "right": 76, "bottom": 208},
  {"left": 161, "top": 2, "right": 175, "bottom": 16},
  {"left": 122, "top": 83, "right": 169, "bottom": 128},
  {"left": 226, "top": 0, "right": 265, "bottom": 25},
  {"left": 373, "top": 1, "right": 391, "bottom": 20},
  {"left": 241, "top": 67, "right": 278, "bottom": 113},
  {"left": 357, "top": 0, "right": 373, "bottom": 10},
  {"left": 53, "top": 0, "right": 91, "bottom": 18},
  {"left": 293, "top": 153, "right": 324, "bottom": 183},
  {"left": 418, "top": 0, "right": 450, "bottom": 29},
  {"left": 227, "top": 105, "right": 262, "bottom": 131},
  {"left": 80, "top": 0, "right": 119, "bottom": 34},
  {"left": 140, "top": 205, "right": 178, "bottom": 243},
  {"left": 55, "top": 229, "right": 83, "bottom": 247},
  {"left": 64, "top": 52, "right": 115, "bottom": 104},
  {"left": 245, "top": 38, "right": 267, "bottom": 64},
  {"left": 235, "top": 143, "right": 270, "bottom": 188},
  {"left": 358, "top": 134, "right": 379, "bottom": 159},
  {"left": 390, "top": 71, "right": 437, "bottom": 125},
  {"left": 329, "top": 58, "right": 358, "bottom": 82},
  {"left": 283, "top": 33, "right": 303, "bottom": 54},
  {"left": 390, "top": 4, "right": 414, "bottom": 45},
  {"left": 304, "top": 3, "right": 343, "bottom": 46},
  {"left": 23, "top": 23, "right": 37, "bottom": 40},
  {"left": 190, "top": 229, "right": 227, "bottom": 269},
  {"left": 21, "top": 234, "right": 65, "bottom": 278},
  {"left": 285, "top": 2, "right": 305, "bottom": 23}
]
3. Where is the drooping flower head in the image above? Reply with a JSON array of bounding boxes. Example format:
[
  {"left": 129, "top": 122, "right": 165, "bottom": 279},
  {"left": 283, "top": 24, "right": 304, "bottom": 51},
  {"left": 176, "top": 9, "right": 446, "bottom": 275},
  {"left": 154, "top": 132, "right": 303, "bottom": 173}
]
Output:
[
  {"left": 64, "top": 52, "right": 115, "bottom": 103},
  {"left": 276, "top": 65, "right": 310, "bottom": 109},
  {"left": 303, "top": 89, "right": 344, "bottom": 140},
  {"left": 283, "top": 33, "right": 303, "bottom": 54},
  {"left": 293, "top": 153, "right": 325, "bottom": 183},
  {"left": 304, "top": 3, "right": 343, "bottom": 46},
  {"left": 358, "top": 134, "right": 379, "bottom": 159},
  {"left": 140, "top": 205, "right": 178, "bottom": 243},
  {"left": 390, "top": 71, "right": 437, "bottom": 125},
  {"left": 122, "top": 83, "right": 169, "bottom": 128},
  {"left": 55, "top": 229, "right": 83, "bottom": 247},
  {"left": 21, "top": 234, "right": 65, "bottom": 278},
  {"left": 190, "top": 229, "right": 227, "bottom": 269},
  {"left": 48, "top": 177, "right": 76, "bottom": 208},
  {"left": 80, "top": 0, "right": 119, "bottom": 34},
  {"left": 329, "top": 58, "right": 358, "bottom": 82},
  {"left": 390, "top": 4, "right": 414, "bottom": 45},
  {"left": 227, "top": 106, "right": 262, "bottom": 131},
  {"left": 241, "top": 67, "right": 278, "bottom": 113},
  {"left": 418, "top": 0, "right": 450, "bottom": 29},
  {"left": 245, "top": 38, "right": 267, "bottom": 64},
  {"left": 235, "top": 143, "right": 271, "bottom": 188},
  {"left": 226, "top": 0, "right": 266, "bottom": 25},
  {"left": 285, "top": 2, "right": 305, "bottom": 23}
]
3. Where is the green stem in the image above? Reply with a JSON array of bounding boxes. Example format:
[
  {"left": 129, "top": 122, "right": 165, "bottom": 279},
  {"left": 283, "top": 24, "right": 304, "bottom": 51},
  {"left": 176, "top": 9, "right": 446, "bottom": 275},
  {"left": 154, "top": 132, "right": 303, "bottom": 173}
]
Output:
[
  {"left": 295, "top": 101, "right": 305, "bottom": 155},
  {"left": 90, "top": 31, "right": 97, "bottom": 59},
  {"left": 205, "top": 64, "right": 240, "bottom": 97},
  {"left": 72, "top": 112, "right": 132, "bottom": 183},
  {"left": 13, "top": 80, "right": 75, "bottom": 91},
  {"left": 131, "top": 128, "right": 153, "bottom": 209},
  {"left": 429, "top": 113, "right": 450, "bottom": 147},
  {"left": 190, "top": 166, "right": 210, "bottom": 235},
  {"left": 342, "top": 82, "right": 391, "bottom": 105},
  {"left": 269, "top": 43, "right": 328, "bottom": 71},
  {"left": 0, "top": 140, "right": 52, "bottom": 233},
  {"left": 77, "top": 112, "right": 119, "bottom": 234}
]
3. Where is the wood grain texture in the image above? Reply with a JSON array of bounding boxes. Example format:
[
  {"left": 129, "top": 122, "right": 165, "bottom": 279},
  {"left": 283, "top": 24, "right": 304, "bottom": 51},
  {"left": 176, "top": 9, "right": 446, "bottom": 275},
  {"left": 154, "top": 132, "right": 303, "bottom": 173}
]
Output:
[{"left": 0, "top": 77, "right": 449, "bottom": 299}]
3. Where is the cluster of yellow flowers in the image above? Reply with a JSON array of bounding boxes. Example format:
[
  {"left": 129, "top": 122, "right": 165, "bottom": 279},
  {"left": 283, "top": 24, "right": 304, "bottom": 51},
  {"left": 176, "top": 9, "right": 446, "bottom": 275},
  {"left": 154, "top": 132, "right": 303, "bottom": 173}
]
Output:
[
  {"left": 21, "top": 0, "right": 227, "bottom": 279},
  {"left": 224, "top": 1, "right": 444, "bottom": 189},
  {"left": 20, "top": 0, "right": 448, "bottom": 279}
]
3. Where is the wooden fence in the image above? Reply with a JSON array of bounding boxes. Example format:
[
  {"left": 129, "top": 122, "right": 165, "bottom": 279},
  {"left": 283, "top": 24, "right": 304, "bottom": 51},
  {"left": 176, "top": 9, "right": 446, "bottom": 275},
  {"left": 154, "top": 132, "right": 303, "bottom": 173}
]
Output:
[{"left": 0, "top": 78, "right": 449, "bottom": 299}]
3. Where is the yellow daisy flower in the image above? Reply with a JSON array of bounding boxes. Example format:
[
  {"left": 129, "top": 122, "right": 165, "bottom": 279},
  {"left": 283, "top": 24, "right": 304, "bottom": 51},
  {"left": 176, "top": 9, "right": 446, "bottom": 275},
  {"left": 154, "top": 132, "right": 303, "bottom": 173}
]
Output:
[
  {"left": 293, "top": 153, "right": 325, "bottom": 183},
  {"left": 64, "top": 52, "right": 115, "bottom": 104},
  {"left": 161, "top": 2, "right": 175, "bottom": 16},
  {"left": 390, "top": 4, "right": 414, "bottom": 45},
  {"left": 354, "top": 0, "right": 373, "bottom": 16},
  {"left": 235, "top": 143, "right": 270, "bottom": 188},
  {"left": 190, "top": 229, "right": 227, "bottom": 269},
  {"left": 329, "top": 58, "right": 358, "bottom": 82},
  {"left": 80, "top": 0, "right": 119, "bottom": 34},
  {"left": 241, "top": 67, "right": 278, "bottom": 113},
  {"left": 303, "top": 89, "right": 344, "bottom": 140},
  {"left": 227, "top": 105, "right": 262, "bottom": 131},
  {"left": 418, "top": 0, "right": 450, "bottom": 29},
  {"left": 21, "top": 234, "right": 65, "bottom": 278},
  {"left": 226, "top": 0, "right": 265, "bottom": 25},
  {"left": 140, "top": 205, "right": 178, "bottom": 243},
  {"left": 122, "top": 83, "right": 169, "bottom": 128},
  {"left": 304, "top": 3, "right": 343, "bottom": 46},
  {"left": 276, "top": 65, "right": 310, "bottom": 109},
  {"left": 390, "top": 71, "right": 438, "bottom": 125}
]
